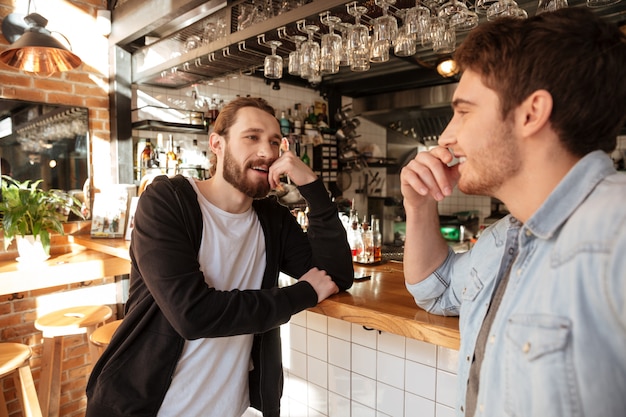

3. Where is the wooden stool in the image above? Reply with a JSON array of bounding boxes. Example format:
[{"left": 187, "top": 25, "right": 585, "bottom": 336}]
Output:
[
  {"left": 0, "top": 343, "right": 43, "bottom": 417},
  {"left": 89, "top": 319, "right": 123, "bottom": 359},
  {"left": 34, "top": 305, "right": 112, "bottom": 417}
]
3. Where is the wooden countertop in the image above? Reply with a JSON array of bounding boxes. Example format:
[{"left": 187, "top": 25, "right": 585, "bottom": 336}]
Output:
[
  {"left": 310, "top": 262, "right": 460, "bottom": 350},
  {"left": 7, "top": 234, "right": 459, "bottom": 350},
  {"left": 69, "top": 235, "right": 131, "bottom": 261},
  {"left": 0, "top": 247, "right": 130, "bottom": 296}
]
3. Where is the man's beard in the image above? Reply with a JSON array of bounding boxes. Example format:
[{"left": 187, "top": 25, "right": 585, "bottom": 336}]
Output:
[
  {"left": 222, "top": 144, "right": 271, "bottom": 199},
  {"left": 458, "top": 118, "right": 521, "bottom": 196}
]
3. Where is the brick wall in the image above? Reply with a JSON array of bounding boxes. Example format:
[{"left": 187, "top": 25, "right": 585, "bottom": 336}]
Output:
[
  {"left": 1, "top": 1, "right": 111, "bottom": 416},
  {"left": 0, "top": 0, "right": 112, "bottom": 191},
  {"left": 0, "top": 278, "right": 118, "bottom": 417}
]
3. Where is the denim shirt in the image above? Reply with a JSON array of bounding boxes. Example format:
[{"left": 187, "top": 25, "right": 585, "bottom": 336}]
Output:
[{"left": 406, "top": 151, "right": 626, "bottom": 417}]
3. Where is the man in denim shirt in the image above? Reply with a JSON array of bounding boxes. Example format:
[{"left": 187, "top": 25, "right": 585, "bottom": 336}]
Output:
[{"left": 401, "top": 8, "right": 626, "bottom": 417}]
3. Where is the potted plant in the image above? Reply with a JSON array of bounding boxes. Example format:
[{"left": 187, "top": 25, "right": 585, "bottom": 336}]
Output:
[{"left": 0, "top": 176, "right": 84, "bottom": 262}]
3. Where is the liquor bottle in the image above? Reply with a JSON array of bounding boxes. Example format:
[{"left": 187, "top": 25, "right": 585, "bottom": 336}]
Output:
[
  {"left": 371, "top": 216, "right": 382, "bottom": 263},
  {"left": 347, "top": 209, "right": 363, "bottom": 262},
  {"left": 361, "top": 218, "right": 373, "bottom": 263},
  {"left": 166, "top": 134, "right": 177, "bottom": 173},
  {"left": 300, "top": 146, "right": 310, "bottom": 167},
  {"left": 141, "top": 138, "right": 155, "bottom": 169},
  {"left": 279, "top": 110, "right": 290, "bottom": 137}
]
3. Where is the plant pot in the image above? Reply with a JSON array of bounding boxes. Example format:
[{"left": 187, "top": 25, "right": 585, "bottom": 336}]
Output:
[{"left": 16, "top": 235, "right": 50, "bottom": 263}]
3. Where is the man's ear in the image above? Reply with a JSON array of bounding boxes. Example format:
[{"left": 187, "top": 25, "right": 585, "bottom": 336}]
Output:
[
  {"left": 209, "top": 132, "right": 223, "bottom": 156},
  {"left": 518, "top": 89, "right": 553, "bottom": 137}
]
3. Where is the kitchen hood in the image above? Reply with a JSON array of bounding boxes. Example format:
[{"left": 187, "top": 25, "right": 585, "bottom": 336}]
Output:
[{"left": 352, "top": 83, "right": 456, "bottom": 144}]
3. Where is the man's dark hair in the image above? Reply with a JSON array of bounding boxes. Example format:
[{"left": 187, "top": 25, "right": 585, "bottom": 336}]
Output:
[{"left": 454, "top": 8, "right": 626, "bottom": 156}]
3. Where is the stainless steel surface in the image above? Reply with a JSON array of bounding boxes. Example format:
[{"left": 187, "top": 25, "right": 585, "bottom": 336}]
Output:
[{"left": 114, "top": 0, "right": 626, "bottom": 96}]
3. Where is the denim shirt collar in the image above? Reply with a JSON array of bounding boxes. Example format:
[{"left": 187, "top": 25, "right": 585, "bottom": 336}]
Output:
[{"left": 524, "top": 150, "right": 616, "bottom": 240}]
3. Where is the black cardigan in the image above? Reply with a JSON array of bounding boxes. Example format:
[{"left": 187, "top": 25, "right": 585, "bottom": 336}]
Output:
[{"left": 86, "top": 175, "right": 353, "bottom": 417}]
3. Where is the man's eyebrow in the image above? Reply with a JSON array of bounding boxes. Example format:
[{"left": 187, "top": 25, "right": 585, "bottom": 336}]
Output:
[{"left": 451, "top": 98, "right": 475, "bottom": 108}]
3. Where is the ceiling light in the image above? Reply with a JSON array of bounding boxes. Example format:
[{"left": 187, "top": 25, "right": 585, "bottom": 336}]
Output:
[
  {"left": 436, "top": 58, "right": 460, "bottom": 78},
  {"left": 0, "top": 13, "right": 82, "bottom": 77}
]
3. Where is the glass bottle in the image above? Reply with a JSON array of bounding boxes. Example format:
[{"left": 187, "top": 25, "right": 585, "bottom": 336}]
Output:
[
  {"left": 166, "top": 134, "right": 177, "bottom": 173},
  {"left": 141, "top": 138, "right": 155, "bottom": 169},
  {"left": 361, "top": 219, "right": 373, "bottom": 263},
  {"left": 300, "top": 146, "right": 310, "bottom": 167},
  {"left": 348, "top": 209, "right": 363, "bottom": 262},
  {"left": 371, "top": 216, "right": 382, "bottom": 263},
  {"left": 279, "top": 110, "right": 290, "bottom": 137}
]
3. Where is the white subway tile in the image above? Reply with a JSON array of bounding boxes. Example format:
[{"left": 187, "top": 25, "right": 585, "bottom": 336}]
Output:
[
  {"left": 405, "top": 338, "right": 437, "bottom": 367},
  {"left": 352, "top": 401, "right": 376, "bottom": 417},
  {"left": 329, "top": 364, "right": 351, "bottom": 398},
  {"left": 377, "top": 352, "right": 405, "bottom": 390},
  {"left": 328, "top": 317, "right": 351, "bottom": 341},
  {"left": 405, "top": 360, "right": 436, "bottom": 400},
  {"left": 352, "top": 373, "right": 377, "bottom": 409},
  {"left": 289, "top": 349, "right": 308, "bottom": 380},
  {"left": 352, "top": 344, "right": 377, "bottom": 379},
  {"left": 435, "top": 370, "right": 458, "bottom": 408},
  {"left": 287, "top": 374, "right": 308, "bottom": 401},
  {"left": 352, "top": 324, "right": 377, "bottom": 348},
  {"left": 308, "top": 382, "right": 328, "bottom": 415},
  {"left": 328, "top": 337, "right": 351, "bottom": 370},
  {"left": 307, "top": 329, "right": 328, "bottom": 361},
  {"left": 307, "top": 356, "right": 328, "bottom": 389},
  {"left": 329, "top": 392, "right": 351, "bottom": 417},
  {"left": 290, "top": 323, "right": 307, "bottom": 354},
  {"left": 436, "top": 346, "right": 459, "bottom": 374},
  {"left": 307, "top": 311, "right": 328, "bottom": 334},
  {"left": 404, "top": 392, "right": 435, "bottom": 417},
  {"left": 378, "top": 331, "right": 406, "bottom": 358},
  {"left": 376, "top": 382, "right": 405, "bottom": 417},
  {"left": 435, "top": 403, "right": 456, "bottom": 417}
]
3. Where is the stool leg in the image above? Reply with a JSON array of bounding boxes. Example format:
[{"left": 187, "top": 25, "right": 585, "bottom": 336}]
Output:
[
  {"left": 0, "top": 384, "right": 9, "bottom": 417},
  {"left": 86, "top": 325, "right": 102, "bottom": 363},
  {"left": 15, "top": 364, "right": 43, "bottom": 417},
  {"left": 38, "top": 336, "right": 63, "bottom": 417}
]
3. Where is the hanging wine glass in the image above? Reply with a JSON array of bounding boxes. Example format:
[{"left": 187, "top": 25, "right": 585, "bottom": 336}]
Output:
[
  {"left": 288, "top": 35, "right": 306, "bottom": 76},
  {"left": 347, "top": 2, "right": 371, "bottom": 72},
  {"left": 438, "top": 0, "right": 478, "bottom": 32},
  {"left": 394, "top": 10, "right": 416, "bottom": 57},
  {"left": 299, "top": 23, "right": 320, "bottom": 80},
  {"left": 337, "top": 22, "right": 353, "bottom": 67},
  {"left": 486, "top": 0, "right": 528, "bottom": 20},
  {"left": 402, "top": 0, "right": 432, "bottom": 41},
  {"left": 320, "top": 12, "right": 343, "bottom": 74},
  {"left": 536, "top": 0, "right": 568, "bottom": 14},
  {"left": 370, "top": 0, "right": 398, "bottom": 63},
  {"left": 264, "top": 40, "right": 283, "bottom": 79}
]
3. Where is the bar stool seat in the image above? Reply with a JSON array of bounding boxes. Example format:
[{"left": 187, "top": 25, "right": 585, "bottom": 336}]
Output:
[
  {"left": 89, "top": 319, "right": 123, "bottom": 359},
  {"left": 0, "top": 343, "right": 43, "bottom": 417},
  {"left": 35, "top": 305, "right": 112, "bottom": 417}
]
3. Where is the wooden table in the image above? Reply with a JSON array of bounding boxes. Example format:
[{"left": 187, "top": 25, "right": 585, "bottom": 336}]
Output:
[
  {"left": 310, "top": 262, "right": 460, "bottom": 350},
  {"left": 0, "top": 248, "right": 130, "bottom": 296}
]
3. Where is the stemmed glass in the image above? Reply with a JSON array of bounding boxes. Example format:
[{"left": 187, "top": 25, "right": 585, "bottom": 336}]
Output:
[
  {"left": 347, "top": 2, "right": 371, "bottom": 72},
  {"left": 320, "top": 12, "right": 343, "bottom": 74},
  {"left": 402, "top": 1, "right": 432, "bottom": 41},
  {"left": 299, "top": 23, "right": 320, "bottom": 80},
  {"left": 394, "top": 10, "right": 416, "bottom": 57},
  {"left": 486, "top": 0, "right": 528, "bottom": 20},
  {"left": 264, "top": 40, "right": 283, "bottom": 79},
  {"left": 536, "top": 0, "right": 568, "bottom": 14},
  {"left": 370, "top": 0, "right": 398, "bottom": 63},
  {"left": 438, "top": 0, "right": 478, "bottom": 31},
  {"left": 337, "top": 22, "right": 353, "bottom": 67},
  {"left": 288, "top": 35, "right": 306, "bottom": 76}
]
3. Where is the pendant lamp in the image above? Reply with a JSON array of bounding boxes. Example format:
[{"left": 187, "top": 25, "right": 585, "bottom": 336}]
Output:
[{"left": 0, "top": 12, "right": 81, "bottom": 76}]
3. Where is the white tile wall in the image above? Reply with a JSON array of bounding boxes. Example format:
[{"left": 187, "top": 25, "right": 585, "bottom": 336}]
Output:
[{"left": 276, "top": 311, "right": 459, "bottom": 417}]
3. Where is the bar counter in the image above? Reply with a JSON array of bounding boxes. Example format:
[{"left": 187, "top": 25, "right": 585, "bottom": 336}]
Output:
[
  {"left": 2, "top": 234, "right": 460, "bottom": 351},
  {"left": 309, "top": 262, "right": 460, "bottom": 350}
]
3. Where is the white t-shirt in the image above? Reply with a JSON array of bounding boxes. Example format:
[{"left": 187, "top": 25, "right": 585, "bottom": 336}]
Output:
[{"left": 158, "top": 178, "right": 266, "bottom": 417}]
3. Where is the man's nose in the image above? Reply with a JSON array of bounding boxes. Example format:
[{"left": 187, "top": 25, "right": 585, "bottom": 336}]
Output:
[{"left": 438, "top": 118, "right": 456, "bottom": 147}]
